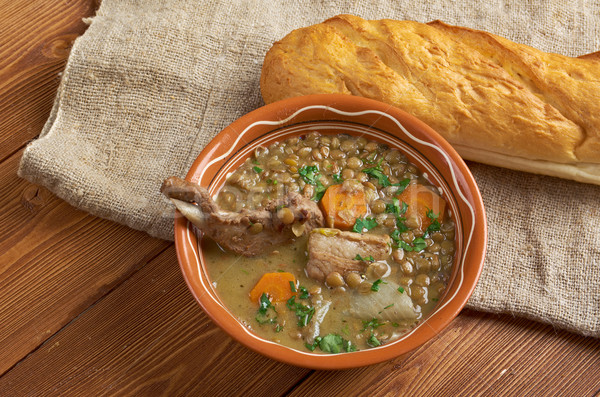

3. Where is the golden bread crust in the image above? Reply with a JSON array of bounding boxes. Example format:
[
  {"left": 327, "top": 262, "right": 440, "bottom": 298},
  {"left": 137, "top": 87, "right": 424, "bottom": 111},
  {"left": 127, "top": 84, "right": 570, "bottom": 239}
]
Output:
[{"left": 260, "top": 15, "right": 600, "bottom": 183}]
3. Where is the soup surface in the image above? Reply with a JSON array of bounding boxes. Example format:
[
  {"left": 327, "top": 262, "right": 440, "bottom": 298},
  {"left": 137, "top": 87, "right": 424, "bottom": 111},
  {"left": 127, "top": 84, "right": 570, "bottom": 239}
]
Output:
[{"left": 204, "top": 132, "right": 455, "bottom": 353}]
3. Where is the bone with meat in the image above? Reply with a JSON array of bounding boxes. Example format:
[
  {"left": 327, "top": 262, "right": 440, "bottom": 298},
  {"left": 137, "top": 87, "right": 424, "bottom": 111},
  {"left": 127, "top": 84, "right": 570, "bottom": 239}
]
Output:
[
  {"left": 161, "top": 176, "right": 324, "bottom": 256},
  {"left": 306, "top": 228, "right": 391, "bottom": 282}
]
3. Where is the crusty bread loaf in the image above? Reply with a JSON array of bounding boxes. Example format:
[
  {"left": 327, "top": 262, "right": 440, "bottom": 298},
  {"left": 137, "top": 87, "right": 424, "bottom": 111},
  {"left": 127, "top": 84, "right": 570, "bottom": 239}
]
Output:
[{"left": 260, "top": 14, "right": 600, "bottom": 185}]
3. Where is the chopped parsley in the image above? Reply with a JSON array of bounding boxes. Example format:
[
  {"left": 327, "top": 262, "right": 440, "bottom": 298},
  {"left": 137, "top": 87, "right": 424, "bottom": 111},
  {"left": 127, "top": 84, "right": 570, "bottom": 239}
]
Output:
[
  {"left": 298, "top": 286, "right": 310, "bottom": 300},
  {"left": 354, "top": 254, "right": 375, "bottom": 262},
  {"left": 367, "top": 334, "right": 381, "bottom": 347},
  {"left": 412, "top": 237, "right": 427, "bottom": 251},
  {"left": 312, "top": 181, "right": 327, "bottom": 201},
  {"left": 352, "top": 217, "right": 378, "bottom": 233},
  {"left": 361, "top": 318, "right": 385, "bottom": 331},
  {"left": 319, "top": 334, "right": 344, "bottom": 353},
  {"left": 286, "top": 295, "right": 315, "bottom": 327},
  {"left": 371, "top": 279, "right": 387, "bottom": 292},
  {"left": 252, "top": 166, "right": 263, "bottom": 173},
  {"left": 266, "top": 178, "right": 278, "bottom": 185},
  {"left": 362, "top": 165, "right": 411, "bottom": 192},
  {"left": 289, "top": 281, "right": 297, "bottom": 293},
  {"left": 392, "top": 235, "right": 427, "bottom": 252},
  {"left": 392, "top": 178, "right": 411, "bottom": 193},
  {"left": 385, "top": 198, "right": 408, "bottom": 216},
  {"left": 305, "top": 334, "right": 357, "bottom": 353},
  {"left": 397, "top": 287, "right": 405, "bottom": 293},
  {"left": 390, "top": 229, "right": 403, "bottom": 247},
  {"left": 362, "top": 165, "right": 392, "bottom": 187},
  {"left": 298, "top": 165, "right": 327, "bottom": 201},
  {"left": 332, "top": 173, "right": 343, "bottom": 184},
  {"left": 305, "top": 339, "right": 318, "bottom": 351},
  {"left": 298, "top": 165, "right": 320, "bottom": 184},
  {"left": 425, "top": 208, "right": 441, "bottom": 235},
  {"left": 255, "top": 293, "right": 278, "bottom": 325},
  {"left": 395, "top": 219, "right": 409, "bottom": 233}
]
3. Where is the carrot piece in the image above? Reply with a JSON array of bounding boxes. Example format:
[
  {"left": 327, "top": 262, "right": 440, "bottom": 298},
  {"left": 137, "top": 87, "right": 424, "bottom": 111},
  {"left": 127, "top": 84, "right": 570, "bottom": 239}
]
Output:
[
  {"left": 320, "top": 184, "right": 368, "bottom": 230},
  {"left": 397, "top": 183, "right": 446, "bottom": 230},
  {"left": 249, "top": 272, "right": 297, "bottom": 304}
]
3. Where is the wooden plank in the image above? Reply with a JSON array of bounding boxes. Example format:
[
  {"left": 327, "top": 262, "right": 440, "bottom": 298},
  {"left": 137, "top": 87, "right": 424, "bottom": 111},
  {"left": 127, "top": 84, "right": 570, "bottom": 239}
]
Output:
[
  {"left": 0, "top": 246, "right": 312, "bottom": 396},
  {"left": 0, "top": 0, "right": 97, "bottom": 161},
  {"left": 0, "top": 150, "right": 171, "bottom": 375},
  {"left": 287, "top": 310, "right": 600, "bottom": 396}
]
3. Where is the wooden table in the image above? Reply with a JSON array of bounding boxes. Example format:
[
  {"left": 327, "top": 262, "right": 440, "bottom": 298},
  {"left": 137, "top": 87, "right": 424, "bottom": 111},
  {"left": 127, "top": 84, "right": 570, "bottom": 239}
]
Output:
[{"left": 1, "top": 2, "right": 599, "bottom": 395}]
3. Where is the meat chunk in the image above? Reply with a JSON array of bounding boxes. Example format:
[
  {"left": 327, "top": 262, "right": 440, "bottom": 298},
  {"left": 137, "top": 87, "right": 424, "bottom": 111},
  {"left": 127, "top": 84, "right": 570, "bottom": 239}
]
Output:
[
  {"left": 306, "top": 228, "right": 391, "bottom": 282},
  {"left": 161, "top": 177, "right": 324, "bottom": 256}
]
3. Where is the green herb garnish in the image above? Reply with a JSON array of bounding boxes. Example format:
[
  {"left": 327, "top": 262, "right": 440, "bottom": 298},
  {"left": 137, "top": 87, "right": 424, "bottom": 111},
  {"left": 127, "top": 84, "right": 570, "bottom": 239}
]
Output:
[
  {"left": 396, "top": 218, "right": 409, "bottom": 233},
  {"left": 425, "top": 208, "right": 441, "bottom": 235},
  {"left": 253, "top": 166, "right": 263, "bottom": 173},
  {"left": 352, "top": 217, "right": 378, "bottom": 233},
  {"left": 306, "top": 334, "right": 357, "bottom": 353},
  {"left": 298, "top": 165, "right": 320, "bottom": 184},
  {"left": 298, "top": 286, "right": 310, "bottom": 300},
  {"left": 255, "top": 293, "right": 278, "bottom": 325},
  {"left": 361, "top": 318, "right": 385, "bottom": 331},
  {"left": 371, "top": 279, "right": 386, "bottom": 292},
  {"left": 312, "top": 181, "right": 327, "bottom": 201},
  {"left": 397, "top": 287, "right": 405, "bottom": 293},
  {"left": 412, "top": 237, "right": 427, "bottom": 251},
  {"left": 354, "top": 254, "right": 375, "bottom": 262},
  {"left": 305, "top": 337, "right": 320, "bottom": 351},
  {"left": 289, "top": 281, "right": 297, "bottom": 293},
  {"left": 394, "top": 236, "right": 427, "bottom": 252},
  {"left": 362, "top": 165, "right": 391, "bottom": 187},
  {"left": 392, "top": 178, "right": 411, "bottom": 193},
  {"left": 385, "top": 198, "right": 408, "bottom": 216},
  {"left": 318, "top": 334, "right": 344, "bottom": 353},
  {"left": 298, "top": 165, "right": 328, "bottom": 201},
  {"left": 383, "top": 303, "right": 394, "bottom": 309},
  {"left": 286, "top": 295, "right": 315, "bottom": 327},
  {"left": 367, "top": 334, "right": 381, "bottom": 347},
  {"left": 332, "top": 173, "right": 343, "bottom": 184}
]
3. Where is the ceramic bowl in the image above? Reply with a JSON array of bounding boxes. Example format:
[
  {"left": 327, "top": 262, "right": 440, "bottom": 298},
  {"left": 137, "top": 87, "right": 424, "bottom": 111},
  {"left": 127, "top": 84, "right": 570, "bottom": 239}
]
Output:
[{"left": 173, "top": 94, "right": 487, "bottom": 369}]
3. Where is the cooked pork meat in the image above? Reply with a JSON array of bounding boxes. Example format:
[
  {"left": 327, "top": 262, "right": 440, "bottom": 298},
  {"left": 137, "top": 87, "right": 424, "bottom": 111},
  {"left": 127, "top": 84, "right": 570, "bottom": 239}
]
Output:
[
  {"left": 161, "top": 176, "right": 324, "bottom": 256},
  {"left": 306, "top": 228, "right": 391, "bottom": 282}
]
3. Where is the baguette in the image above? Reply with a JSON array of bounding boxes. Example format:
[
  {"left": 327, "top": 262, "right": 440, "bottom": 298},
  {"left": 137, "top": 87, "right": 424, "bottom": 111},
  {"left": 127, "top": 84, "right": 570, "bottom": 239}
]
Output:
[{"left": 260, "top": 14, "right": 600, "bottom": 185}]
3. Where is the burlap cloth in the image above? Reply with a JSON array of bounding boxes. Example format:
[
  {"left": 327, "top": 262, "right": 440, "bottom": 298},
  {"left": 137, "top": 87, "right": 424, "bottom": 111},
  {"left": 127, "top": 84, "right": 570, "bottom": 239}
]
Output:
[{"left": 18, "top": 0, "right": 600, "bottom": 337}]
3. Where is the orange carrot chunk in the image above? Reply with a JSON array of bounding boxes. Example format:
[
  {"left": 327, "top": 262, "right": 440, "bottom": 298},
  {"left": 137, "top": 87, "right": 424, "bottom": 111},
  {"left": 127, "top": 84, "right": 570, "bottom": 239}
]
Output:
[
  {"left": 249, "top": 272, "right": 297, "bottom": 304},
  {"left": 320, "top": 184, "right": 368, "bottom": 230},
  {"left": 397, "top": 183, "right": 446, "bottom": 230}
]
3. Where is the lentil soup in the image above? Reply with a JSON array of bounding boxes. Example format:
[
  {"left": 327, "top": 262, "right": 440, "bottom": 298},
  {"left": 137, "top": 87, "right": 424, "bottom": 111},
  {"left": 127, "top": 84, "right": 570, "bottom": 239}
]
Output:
[{"left": 203, "top": 131, "right": 456, "bottom": 354}]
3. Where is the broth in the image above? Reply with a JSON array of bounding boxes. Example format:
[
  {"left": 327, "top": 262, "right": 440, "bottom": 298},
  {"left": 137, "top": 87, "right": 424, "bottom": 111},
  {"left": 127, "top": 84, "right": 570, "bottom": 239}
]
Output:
[{"left": 202, "top": 132, "right": 455, "bottom": 353}]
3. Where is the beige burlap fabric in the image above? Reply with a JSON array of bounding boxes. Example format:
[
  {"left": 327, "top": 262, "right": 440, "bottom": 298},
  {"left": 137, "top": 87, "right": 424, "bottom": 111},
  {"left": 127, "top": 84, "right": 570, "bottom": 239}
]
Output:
[{"left": 18, "top": 0, "right": 600, "bottom": 336}]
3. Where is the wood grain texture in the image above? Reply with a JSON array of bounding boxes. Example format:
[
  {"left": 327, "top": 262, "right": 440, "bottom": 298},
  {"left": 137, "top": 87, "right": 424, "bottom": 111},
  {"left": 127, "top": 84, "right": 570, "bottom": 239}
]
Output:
[
  {"left": 0, "top": 0, "right": 98, "bottom": 161},
  {"left": 0, "top": 149, "right": 171, "bottom": 375},
  {"left": 288, "top": 311, "right": 600, "bottom": 396},
  {"left": 0, "top": 247, "right": 311, "bottom": 396},
  {"left": 1, "top": 1, "right": 599, "bottom": 395}
]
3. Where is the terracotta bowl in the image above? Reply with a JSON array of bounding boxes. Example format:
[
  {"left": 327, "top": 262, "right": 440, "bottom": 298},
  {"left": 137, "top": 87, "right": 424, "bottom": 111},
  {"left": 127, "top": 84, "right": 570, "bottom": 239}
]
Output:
[{"left": 173, "top": 94, "right": 487, "bottom": 370}]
